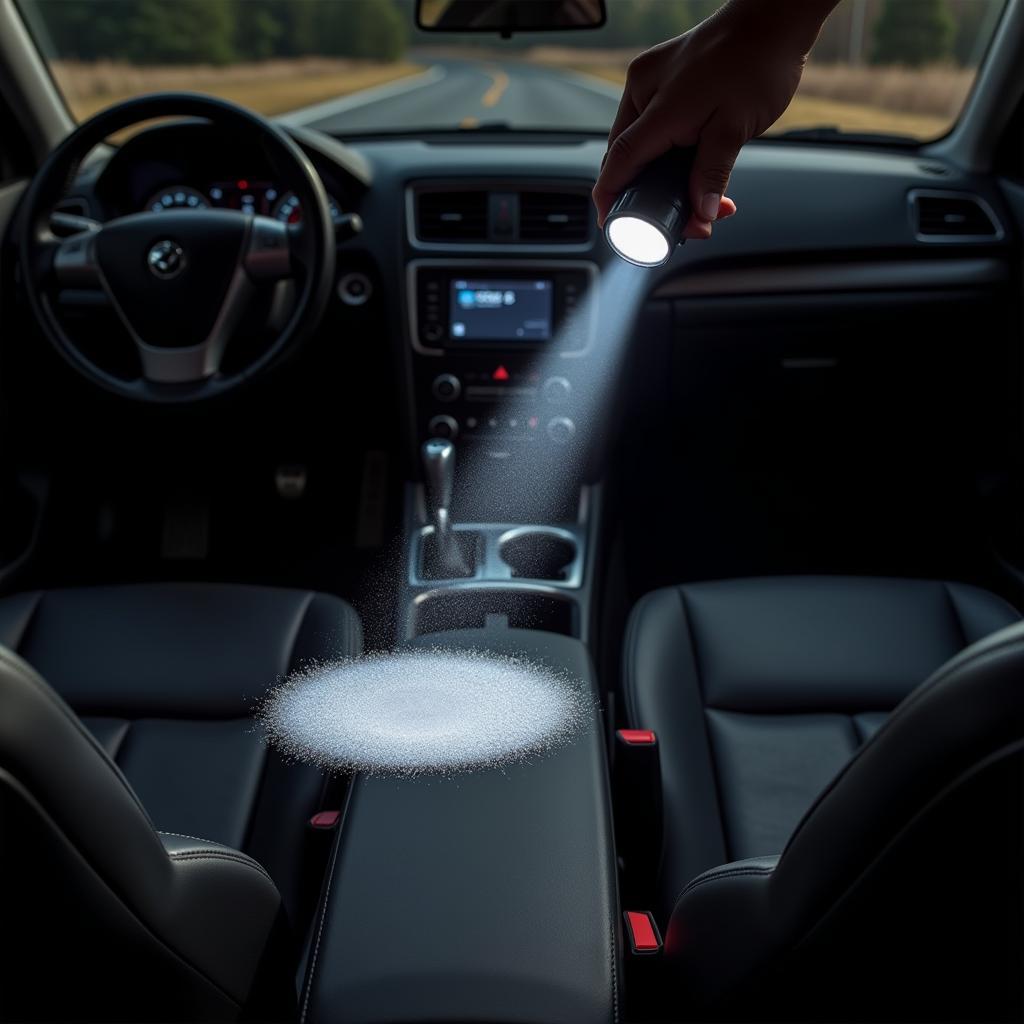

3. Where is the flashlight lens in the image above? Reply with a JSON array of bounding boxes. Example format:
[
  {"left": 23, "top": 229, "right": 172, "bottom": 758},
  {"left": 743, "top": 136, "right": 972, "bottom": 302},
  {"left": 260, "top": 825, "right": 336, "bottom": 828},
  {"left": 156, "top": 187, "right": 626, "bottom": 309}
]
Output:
[{"left": 606, "top": 215, "right": 672, "bottom": 267}]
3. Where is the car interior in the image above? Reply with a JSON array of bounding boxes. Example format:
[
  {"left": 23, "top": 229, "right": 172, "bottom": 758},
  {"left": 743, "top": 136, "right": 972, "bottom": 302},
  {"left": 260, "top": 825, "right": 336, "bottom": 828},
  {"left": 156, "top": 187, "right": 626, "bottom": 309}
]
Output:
[{"left": 2, "top": 0, "right": 1024, "bottom": 1020}]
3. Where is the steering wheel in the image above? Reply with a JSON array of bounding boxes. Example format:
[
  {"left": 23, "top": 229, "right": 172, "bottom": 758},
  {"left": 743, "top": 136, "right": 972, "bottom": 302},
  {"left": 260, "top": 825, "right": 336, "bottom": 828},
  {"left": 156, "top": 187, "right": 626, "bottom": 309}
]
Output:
[{"left": 17, "top": 93, "right": 335, "bottom": 402}]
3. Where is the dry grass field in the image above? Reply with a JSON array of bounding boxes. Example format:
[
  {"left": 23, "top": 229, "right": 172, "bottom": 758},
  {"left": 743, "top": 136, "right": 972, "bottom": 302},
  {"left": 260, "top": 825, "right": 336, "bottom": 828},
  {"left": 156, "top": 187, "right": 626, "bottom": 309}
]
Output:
[
  {"left": 51, "top": 58, "right": 423, "bottom": 121},
  {"left": 529, "top": 45, "right": 974, "bottom": 139},
  {"left": 51, "top": 48, "right": 974, "bottom": 141}
]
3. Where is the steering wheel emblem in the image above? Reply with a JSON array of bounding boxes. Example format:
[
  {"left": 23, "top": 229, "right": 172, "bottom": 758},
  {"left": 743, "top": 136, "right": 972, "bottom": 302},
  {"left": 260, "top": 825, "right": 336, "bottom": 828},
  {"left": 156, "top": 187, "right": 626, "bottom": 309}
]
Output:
[{"left": 147, "top": 239, "right": 185, "bottom": 279}]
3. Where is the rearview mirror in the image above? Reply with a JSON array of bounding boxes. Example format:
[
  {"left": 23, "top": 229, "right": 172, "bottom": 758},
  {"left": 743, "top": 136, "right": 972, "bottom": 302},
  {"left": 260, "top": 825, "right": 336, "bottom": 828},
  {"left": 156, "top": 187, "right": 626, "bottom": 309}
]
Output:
[{"left": 416, "top": 0, "right": 606, "bottom": 34}]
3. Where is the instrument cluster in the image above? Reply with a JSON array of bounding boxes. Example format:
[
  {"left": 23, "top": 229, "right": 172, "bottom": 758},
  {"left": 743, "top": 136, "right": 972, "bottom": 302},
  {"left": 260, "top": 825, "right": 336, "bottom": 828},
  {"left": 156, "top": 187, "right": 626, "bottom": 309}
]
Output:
[{"left": 143, "top": 179, "right": 344, "bottom": 225}]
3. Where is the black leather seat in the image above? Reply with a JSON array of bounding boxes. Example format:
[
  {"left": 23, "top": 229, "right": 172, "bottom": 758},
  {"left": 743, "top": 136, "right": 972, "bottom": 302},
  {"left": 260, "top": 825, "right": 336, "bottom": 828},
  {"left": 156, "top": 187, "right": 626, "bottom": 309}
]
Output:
[
  {"left": 0, "top": 582, "right": 361, "bottom": 1021},
  {"left": 624, "top": 576, "right": 1024, "bottom": 1020}
]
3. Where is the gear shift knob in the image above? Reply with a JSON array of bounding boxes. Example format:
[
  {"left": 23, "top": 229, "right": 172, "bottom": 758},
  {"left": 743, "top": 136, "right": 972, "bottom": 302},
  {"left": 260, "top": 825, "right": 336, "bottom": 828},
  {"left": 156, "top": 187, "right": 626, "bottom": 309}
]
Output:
[
  {"left": 422, "top": 437, "right": 456, "bottom": 517},
  {"left": 420, "top": 438, "right": 472, "bottom": 578}
]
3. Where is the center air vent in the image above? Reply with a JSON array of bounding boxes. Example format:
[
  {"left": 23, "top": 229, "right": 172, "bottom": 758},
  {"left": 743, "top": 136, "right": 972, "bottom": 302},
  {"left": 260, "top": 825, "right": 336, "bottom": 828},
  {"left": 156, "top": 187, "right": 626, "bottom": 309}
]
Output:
[
  {"left": 519, "top": 191, "right": 590, "bottom": 242},
  {"left": 413, "top": 184, "right": 593, "bottom": 245},
  {"left": 417, "top": 190, "right": 488, "bottom": 242},
  {"left": 911, "top": 190, "right": 1001, "bottom": 241}
]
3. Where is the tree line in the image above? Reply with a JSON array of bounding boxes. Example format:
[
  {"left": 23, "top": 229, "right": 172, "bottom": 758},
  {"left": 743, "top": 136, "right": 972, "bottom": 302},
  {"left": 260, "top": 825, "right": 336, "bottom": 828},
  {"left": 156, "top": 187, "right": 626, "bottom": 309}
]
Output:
[
  {"left": 26, "top": 0, "right": 1002, "bottom": 68},
  {"left": 27, "top": 0, "right": 409, "bottom": 65}
]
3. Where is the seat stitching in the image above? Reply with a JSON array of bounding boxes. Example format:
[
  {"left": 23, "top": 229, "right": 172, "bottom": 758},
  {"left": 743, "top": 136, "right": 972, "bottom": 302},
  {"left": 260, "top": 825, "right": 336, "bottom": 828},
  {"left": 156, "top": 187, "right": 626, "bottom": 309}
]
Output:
[
  {"left": 675, "top": 865, "right": 777, "bottom": 904},
  {"left": 610, "top": 918, "right": 620, "bottom": 1024},
  {"left": 167, "top": 851, "right": 274, "bottom": 883},
  {"left": 300, "top": 791, "right": 346, "bottom": 1024},
  {"left": 158, "top": 830, "right": 228, "bottom": 847}
]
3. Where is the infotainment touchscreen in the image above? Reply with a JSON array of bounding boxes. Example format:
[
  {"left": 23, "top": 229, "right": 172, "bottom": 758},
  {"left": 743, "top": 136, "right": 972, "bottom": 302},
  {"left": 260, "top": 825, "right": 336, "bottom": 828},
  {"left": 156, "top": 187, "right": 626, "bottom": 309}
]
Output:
[{"left": 449, "top": 279, "right": 554, "bottom": 342}]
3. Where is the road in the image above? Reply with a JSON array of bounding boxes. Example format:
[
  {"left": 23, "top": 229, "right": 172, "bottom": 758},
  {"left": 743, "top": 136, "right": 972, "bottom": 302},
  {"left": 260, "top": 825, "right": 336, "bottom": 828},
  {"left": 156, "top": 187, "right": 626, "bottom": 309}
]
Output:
[{"left": 285, "top": 57, "right": 622, "bottom": 134}]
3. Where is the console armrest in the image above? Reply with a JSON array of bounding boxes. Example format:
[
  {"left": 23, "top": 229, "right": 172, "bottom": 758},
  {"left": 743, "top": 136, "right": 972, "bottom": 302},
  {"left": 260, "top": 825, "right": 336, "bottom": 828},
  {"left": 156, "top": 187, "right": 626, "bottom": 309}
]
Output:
[{"left": 302, "top": 628, "right": 620, "bottom": 1024}]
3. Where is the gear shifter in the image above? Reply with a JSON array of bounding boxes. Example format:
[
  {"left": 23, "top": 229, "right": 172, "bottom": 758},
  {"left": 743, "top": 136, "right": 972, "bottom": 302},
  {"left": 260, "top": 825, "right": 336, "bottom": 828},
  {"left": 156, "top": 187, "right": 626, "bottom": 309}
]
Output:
[{"left": 421, "top": 438, "right": 474, "bottom": 578}]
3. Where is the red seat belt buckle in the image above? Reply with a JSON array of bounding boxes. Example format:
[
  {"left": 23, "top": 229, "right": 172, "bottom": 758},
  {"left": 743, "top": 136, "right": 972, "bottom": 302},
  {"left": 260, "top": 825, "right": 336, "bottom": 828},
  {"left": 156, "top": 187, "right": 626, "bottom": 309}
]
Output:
[
  {"left": 624, "top": 910, "right": 662, "bottom": 955},
  {"left": 309, "top": 810, "right": 340, "bottom": 830},
  {"left": 617, "top": 728, "right": 657, "bottom": 746}
]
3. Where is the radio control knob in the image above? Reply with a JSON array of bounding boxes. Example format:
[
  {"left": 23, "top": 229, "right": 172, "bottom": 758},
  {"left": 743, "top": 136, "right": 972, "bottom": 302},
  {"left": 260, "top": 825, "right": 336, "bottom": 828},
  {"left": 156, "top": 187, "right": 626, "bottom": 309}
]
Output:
[
  {"left": 428, "top": 415, "right": 459, "bottom": 441},
  {"left": 542, "top": 376, "right": 571, "bottom": 404},
  {"left": 546, "top": 416, "right": 576, "bottom": 445},
  {"left": 431, "top": 374, "right": 461, "bottom": 402}
]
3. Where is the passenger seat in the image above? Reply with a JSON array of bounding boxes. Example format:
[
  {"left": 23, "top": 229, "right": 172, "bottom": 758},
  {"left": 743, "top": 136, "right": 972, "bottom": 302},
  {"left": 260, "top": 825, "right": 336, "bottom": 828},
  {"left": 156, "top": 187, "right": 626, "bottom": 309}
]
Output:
[
  {"left": 623, "top": 575, "right": 1024, "bottom": 1020},
  {"left": 623, "top": 576, "right": 1020, "bottom": 912}
]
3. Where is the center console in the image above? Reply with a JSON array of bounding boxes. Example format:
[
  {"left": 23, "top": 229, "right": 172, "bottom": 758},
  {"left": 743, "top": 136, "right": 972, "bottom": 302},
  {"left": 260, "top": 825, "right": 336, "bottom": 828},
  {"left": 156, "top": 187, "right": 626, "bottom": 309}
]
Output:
[
  {"left": 408, "top": 259, "right": 598, "bottom": 451},
  {"left": 300, "top": 628, "right": 621, "bottom": 1024}
]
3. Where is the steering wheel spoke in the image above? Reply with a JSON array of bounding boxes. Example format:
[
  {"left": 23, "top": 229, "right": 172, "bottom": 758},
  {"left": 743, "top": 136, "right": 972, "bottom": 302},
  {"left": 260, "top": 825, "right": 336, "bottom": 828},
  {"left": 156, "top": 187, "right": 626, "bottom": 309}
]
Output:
[
  {"left": 133, "top": 265, "right": 255, "bottom": 385},
  {"left": 244, "top": 216, "right": 293, "bottom": 281},
  {"left": 46, "top": 226, "right": 102, "bottom": 290}
]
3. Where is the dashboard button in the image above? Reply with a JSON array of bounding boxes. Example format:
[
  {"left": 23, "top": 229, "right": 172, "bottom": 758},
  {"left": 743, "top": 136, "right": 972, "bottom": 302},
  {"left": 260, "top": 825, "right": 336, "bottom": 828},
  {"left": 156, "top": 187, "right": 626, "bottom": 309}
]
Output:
[
  {"left": 546, "top": 416, "right": 576, "bottom": 445},
  {"left": 542, "top": 376, "right": 572, "bottom": 404},
  {"left": 337, "top": 272, "right": 372, "bottom": 306},
  {"left": 431, "top": 374, "right": 461, "bottom": 402},
  {"left": 428, "top": 415, "right": 459, "bottom": 440}
]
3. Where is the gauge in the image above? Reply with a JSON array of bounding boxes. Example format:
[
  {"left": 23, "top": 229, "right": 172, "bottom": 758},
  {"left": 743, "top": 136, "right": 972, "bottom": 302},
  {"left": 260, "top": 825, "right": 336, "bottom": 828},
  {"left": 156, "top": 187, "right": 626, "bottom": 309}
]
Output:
[
  {"left": 144, "top": 186, "right": 209, "bottom": 213},
  {"left": 271, "top": 191, "right": 343, "bottom": 225}
]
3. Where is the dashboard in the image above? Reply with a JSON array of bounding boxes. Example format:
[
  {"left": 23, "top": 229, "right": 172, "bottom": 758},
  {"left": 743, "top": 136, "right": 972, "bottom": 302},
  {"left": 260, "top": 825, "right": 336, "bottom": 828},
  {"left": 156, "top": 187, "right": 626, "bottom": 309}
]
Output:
[{"left": 44, "top": 118, "right": 1019, "bottom": 478}]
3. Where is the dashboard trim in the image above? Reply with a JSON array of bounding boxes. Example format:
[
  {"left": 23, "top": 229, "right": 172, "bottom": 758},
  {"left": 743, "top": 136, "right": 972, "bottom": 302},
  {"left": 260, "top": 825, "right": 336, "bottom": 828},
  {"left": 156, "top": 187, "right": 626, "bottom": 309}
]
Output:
[{"left": 652, "top": 258, "right": 1010, "bottom": 299}]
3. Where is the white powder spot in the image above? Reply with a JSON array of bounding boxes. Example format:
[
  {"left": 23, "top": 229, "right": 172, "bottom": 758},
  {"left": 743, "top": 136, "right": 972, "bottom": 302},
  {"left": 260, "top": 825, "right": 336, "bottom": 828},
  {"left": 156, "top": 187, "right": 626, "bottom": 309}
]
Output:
[{"left": 256, "top": 648, "right": 594, "bottom": 777}]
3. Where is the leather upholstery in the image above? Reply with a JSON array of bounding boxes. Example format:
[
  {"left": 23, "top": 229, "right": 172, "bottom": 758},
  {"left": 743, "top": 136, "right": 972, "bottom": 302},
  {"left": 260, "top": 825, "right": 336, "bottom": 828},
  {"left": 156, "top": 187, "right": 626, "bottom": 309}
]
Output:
[
  {"left": 0, "top": 582, "right": 361, "bottom": 1021},
  {"left": 0, "top": 646, "right": 290, "bottom": 1020},
  {"left": 623, "top": 576, "right": 1020, "bottom": 914},
  {"left": 301, "top": 629, "right": 620, "bottom": 1024},
  {"left": 0, "top": 582, "right": 361, "bottom": 932},
  {"left": 665, "top": 619, "right": 1024, "bottom": 1020}
]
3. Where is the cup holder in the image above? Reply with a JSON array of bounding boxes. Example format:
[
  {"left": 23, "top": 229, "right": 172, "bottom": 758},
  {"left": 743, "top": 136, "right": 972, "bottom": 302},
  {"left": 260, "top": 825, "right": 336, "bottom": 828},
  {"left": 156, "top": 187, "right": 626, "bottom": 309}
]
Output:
[{"left": 498, "top": 529, "right": 578, "bottom": 582}]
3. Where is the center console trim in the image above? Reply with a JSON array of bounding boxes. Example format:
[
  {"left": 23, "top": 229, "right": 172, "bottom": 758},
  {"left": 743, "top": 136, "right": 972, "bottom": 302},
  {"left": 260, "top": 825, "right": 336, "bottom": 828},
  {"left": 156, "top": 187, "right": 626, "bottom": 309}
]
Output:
[{"left": 406, "top": 258, "right": 599, "bottom": 357}]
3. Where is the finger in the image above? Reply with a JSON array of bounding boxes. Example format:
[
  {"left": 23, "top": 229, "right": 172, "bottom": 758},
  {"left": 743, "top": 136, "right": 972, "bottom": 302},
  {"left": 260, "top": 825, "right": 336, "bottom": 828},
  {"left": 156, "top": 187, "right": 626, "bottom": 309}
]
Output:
[
  {"left": 681, "top": 197, "right": 735, "bottom": 240},
  {"left": 682, "top": 217, "right": 713, "bottom": 240},
  {"left": 606, "top": 88, "right": 639, "bottom": 153},
  {"left": 689, "top": 118, "right": 745, "bottom": 224},
  {"left": 592, "top": 106, "right": 674, "bottom": 226}
]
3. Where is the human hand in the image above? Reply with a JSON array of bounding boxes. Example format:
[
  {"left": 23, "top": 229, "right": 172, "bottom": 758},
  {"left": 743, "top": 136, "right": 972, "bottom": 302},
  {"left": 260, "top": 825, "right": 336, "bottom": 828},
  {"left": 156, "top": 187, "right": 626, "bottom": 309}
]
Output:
[{"left": 593, "top": 0, "right": 837, "bottom": 239}]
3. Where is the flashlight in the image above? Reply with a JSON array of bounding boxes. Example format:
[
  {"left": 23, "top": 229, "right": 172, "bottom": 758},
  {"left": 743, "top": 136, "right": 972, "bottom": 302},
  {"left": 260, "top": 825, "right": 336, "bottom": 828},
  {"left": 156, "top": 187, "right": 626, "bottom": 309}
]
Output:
[{"left": 604, "top": 147, "right": 696, "bottom": 268}]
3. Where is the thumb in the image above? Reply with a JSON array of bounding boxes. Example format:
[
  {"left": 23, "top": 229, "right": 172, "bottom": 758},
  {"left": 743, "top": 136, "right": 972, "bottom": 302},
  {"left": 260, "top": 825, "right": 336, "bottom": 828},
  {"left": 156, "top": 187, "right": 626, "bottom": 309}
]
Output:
[{"left": 689, "top": 119, "right": 744, "bottom": 223}]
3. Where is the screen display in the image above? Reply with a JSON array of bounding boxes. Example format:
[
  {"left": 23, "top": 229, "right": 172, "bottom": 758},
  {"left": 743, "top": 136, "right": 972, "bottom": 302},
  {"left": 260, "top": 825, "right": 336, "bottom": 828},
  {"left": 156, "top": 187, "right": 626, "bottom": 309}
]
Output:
[{"left": 449, "top": 279, "right": 553, "bottom": 342}]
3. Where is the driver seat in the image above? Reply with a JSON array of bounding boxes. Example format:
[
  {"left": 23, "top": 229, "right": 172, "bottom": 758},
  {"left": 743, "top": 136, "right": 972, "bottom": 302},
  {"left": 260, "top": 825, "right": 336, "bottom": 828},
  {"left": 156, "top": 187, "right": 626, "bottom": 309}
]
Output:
[{"left": 0, "top": 582, "right": 362, "bottom": 1021}]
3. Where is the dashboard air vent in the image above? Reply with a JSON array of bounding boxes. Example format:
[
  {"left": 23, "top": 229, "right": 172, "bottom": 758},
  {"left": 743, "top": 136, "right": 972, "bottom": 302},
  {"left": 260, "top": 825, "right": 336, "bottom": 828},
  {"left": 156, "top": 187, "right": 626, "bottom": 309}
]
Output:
[
  {"left": 912, "top": 191, "right": 1000, "bottom": 240},
  {"left": 417, "top": 190, "right": 488, "bottom": 242},
  {"left": 519, "top": 190, "right": 590, "bottom": 242}
]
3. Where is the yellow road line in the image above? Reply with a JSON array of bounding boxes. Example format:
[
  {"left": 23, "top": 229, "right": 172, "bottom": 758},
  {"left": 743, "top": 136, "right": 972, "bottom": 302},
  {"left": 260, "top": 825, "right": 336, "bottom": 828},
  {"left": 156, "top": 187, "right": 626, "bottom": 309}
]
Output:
[
  {"left": 481, "top": 66, "right": 509, "bottom": 108},
  {"left": 460, "top": 115, "right": 479, "bottom": 128}
]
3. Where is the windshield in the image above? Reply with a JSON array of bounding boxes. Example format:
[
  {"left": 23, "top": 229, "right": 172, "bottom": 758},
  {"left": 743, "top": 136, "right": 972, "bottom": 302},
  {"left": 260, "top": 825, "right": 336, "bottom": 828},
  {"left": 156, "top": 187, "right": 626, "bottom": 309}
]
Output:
[{"left": 19, "top": 0, "right": 1007, "bottom": 142}]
